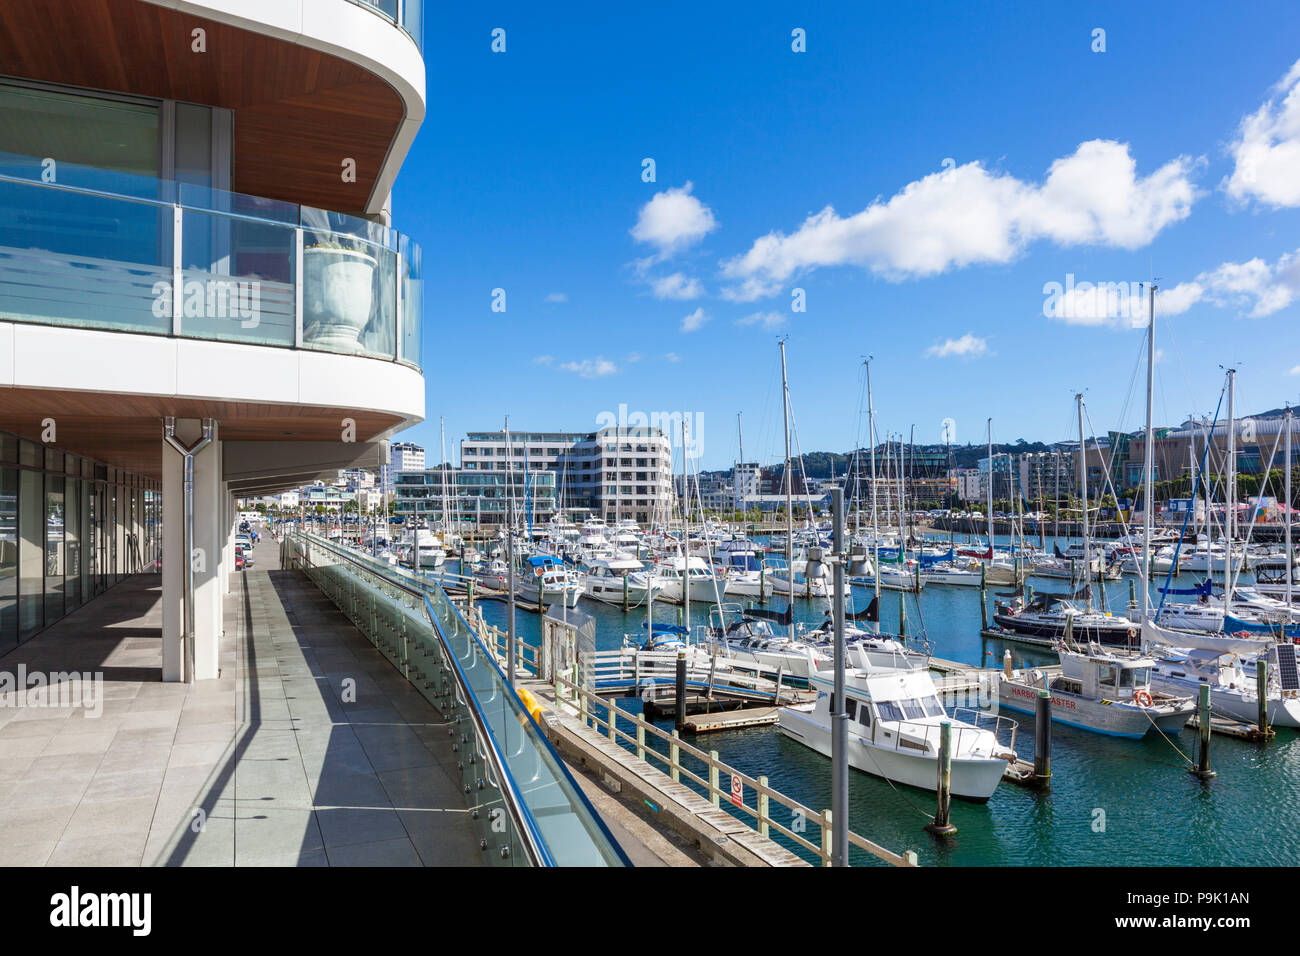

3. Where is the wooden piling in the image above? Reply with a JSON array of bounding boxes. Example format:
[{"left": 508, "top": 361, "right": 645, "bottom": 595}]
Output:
[
  {"left": 1191, "top": 683, "right": 1216, "bottom": 779},
  {"left": 1257, "top": 660, "right": 1269, "bottom": 738},
  {"left": 1033, "top": 688, "right": 1052, "bottom": 789},
  {"left": 924, "top": 721, "right": 957, "bottom": 836}
]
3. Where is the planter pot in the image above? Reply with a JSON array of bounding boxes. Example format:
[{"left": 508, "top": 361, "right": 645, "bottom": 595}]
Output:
[{"left": 303, "top": 246, "right": 377, "bottom": 351}]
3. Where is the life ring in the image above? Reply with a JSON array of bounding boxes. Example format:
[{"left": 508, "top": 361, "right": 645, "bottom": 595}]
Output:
[{"left": 1134, "top": 689, "right": 1153, "bottom": 708}]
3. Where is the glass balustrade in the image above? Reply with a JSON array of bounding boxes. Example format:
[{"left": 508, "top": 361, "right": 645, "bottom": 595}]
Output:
[
  {"left": 0, "top": 155, "right": 421, "bottom": 370},
  {"left": 285, "top": 531, "right": 628, "bottom": 867}
]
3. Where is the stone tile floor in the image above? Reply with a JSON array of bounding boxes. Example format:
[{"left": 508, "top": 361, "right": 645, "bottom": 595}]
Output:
[{"left": 0, "top": 541, "right": 480, "bottom": 866}]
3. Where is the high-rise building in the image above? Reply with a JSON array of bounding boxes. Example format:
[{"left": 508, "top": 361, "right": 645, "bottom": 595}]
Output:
[{"left": 382, "top": 440, "right": 425, "bottom": 493}]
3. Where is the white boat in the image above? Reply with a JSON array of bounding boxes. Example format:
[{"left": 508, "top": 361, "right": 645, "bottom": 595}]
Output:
[
  {"left": 581, "top": 554, "right": 660, "bottom": 607},
  {"left": 998, "top": 647, "right": 1194, "bottom": 737},
  {"left": 1145, "top": 638, "right": 1300, "bottom": 728},
  {"left": 778, "top": 666, "right": 1018, "bottom": 802},
  {"left": 652, "top": 554, "right": 729, "bottom": 604},
  {"left": 401, "top": 529, "right": 446, "bottom": 568}
]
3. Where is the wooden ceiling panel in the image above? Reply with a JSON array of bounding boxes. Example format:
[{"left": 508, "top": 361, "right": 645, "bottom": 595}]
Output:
[
  {"left": 0, "top": 386, "right": 399, "bottom": 479},
  {"left": 0, "top": 0, "right": 405, "bottom": 215}
]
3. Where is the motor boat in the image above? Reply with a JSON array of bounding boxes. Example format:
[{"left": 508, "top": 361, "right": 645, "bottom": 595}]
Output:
[
  {"left": 779, "top": 665, "right": 1018, "bottom": 802},
  {"left": 992, "top": 588, "right": 1138, "bottom": 646},
  {"left": 997, "top": 646, "right": 1194, "bottom": 737}
]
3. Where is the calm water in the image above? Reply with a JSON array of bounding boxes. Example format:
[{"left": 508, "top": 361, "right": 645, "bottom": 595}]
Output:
[{"left": 455, "top": 535, "right": 1300, "bottom": 867}]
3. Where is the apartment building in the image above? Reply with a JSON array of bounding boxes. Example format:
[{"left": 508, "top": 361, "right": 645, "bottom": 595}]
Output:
[
  {"left": 460, "top": 426, "right": 674, "bottom": 525},
  {"left": 0, "top": 0, "right": 427, "bottom": 678}
]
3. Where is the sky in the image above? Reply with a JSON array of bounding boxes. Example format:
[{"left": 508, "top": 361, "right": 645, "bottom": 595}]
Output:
[{"left": 390, "top": 0, "right": 1300, "bottom": 471}]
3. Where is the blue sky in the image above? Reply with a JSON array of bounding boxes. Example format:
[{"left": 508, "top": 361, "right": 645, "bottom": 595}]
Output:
[{"left": 391, "top": 0, "right": 1300, "bottom": 469}]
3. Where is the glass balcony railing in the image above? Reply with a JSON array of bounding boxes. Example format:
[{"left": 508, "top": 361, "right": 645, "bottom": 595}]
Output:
[
  {"left": 349, "top": 0, "right": 424, "bottom": 55},
  {"left": 0, "top": 154, "right": 422, "bottom": 371},
  {"left": 284, "top": 530, "right": 629, "bottom": 867}
]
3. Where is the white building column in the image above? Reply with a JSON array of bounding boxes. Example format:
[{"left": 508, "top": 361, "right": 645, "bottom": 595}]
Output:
[{"left": 160, "top": 419, "right": 223, "bottom": 682}]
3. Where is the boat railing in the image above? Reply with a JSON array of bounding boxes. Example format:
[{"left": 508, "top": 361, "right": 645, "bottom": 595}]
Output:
[
  {"left": 549, "top": 671, "right": 917, "bottom": 867},
  {"left": 874, "top": 710, "right": 1018, "bottom": 758}
]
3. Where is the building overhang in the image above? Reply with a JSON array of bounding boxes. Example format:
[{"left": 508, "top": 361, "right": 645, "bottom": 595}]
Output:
[{"left": 0, "top": 0, "right": 425, "bottom": 218}]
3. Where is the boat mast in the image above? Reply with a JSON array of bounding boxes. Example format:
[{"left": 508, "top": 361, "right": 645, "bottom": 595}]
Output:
[
  {"left": 1141, "top": 284, "right": 1156, "bottom": 621},
  {"left": 1287, "top": 406, "right": 1294, "bottom": 607},
  {"left": 780, "top": 338, "right": 794, "bottom": 645},
  {"left": 1077, "top": 394, "right": 1090, "bottom": 610},
  {"left": 736, "top": 412, "right": 745, "bottom": 521},
  {"left": 440, "top": 416, "right": 449, "bottom": 537},
  {"left": 1225, "top": 367, "right": 1236, "bottom": 621},
  {"left": 986, "top": 418, "right": 994, "bottom": 558},
  {"left": 682, "top": 417, "right": 690, "bottom": 637},
  {"left": 867, "top": 358, "right": 880, "bottom": 628}
]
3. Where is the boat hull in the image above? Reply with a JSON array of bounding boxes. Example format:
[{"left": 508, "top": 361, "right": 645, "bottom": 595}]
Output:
[
  {"left": 778, "top": 708, "right": 1006, "bottom": 802},
  {"left": 996, "top": 677, "right": 1190, "bottom": 737}
]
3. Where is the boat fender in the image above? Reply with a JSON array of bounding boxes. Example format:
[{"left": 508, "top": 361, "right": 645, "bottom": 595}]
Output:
[{"left": 517, "top": 688, "right": 544, "bottom": 725}]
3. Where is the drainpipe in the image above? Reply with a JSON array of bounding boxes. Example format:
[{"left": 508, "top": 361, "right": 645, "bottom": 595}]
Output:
[{"left": 163, "top": 417, "right": 215, "bottom": 683}]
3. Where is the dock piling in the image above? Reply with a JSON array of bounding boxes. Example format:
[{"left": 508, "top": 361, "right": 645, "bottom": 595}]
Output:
[
  {"left": 675, "top": 650, "right": 687, "bottom": 730},
  {"left": 924, "top": 721, "right": 958, "bottom": 837},
  {"left": 1033, "top": 689, "right": 1052, "bottom": 788},
  {"left": 1257, "top": 660, "right": 1269, "bottom": 738},
  {"left": 1191, "top": 683, "right": 1217, "bottom": 779}
]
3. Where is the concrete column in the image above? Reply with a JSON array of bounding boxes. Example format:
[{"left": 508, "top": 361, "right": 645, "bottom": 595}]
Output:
[
  {"left": 161, "top": 420, "right": 223, "bottom": 682},
  {"left": 194, "top": 425, "right": 222, "bottom": 680},
  {"left": 162, "top": 440, "right": 183, "bottom": 682}
]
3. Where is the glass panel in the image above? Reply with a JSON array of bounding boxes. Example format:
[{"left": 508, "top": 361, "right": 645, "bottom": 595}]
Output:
[
  {"left": 0, "top": 177, "right": 173, "bottom": 334},
  {"left": 66, "top": 477, "right": 80, "bottom": 609},
  {"left": 399, "top": 233, "right": 422, "bottom": 366},
  {"left": 0, "top": 468, "right": 15, "bottom": 647},
  {"left": 45, "top": 474, "right": 64, "bottom": 622},
  {"left": 0, "top": 83, "right": 161, "bottom": 187},
  {"left": 301, "top": 230, "right": 396, "bottom": 359},
  {"left": 18, "top": 468, "right": 42, "bottom": 639},
  {"left": 180, "top": 208, "right": 295, "bottom": 346}
]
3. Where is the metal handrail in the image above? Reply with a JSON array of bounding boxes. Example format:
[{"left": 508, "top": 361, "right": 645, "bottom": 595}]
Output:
[{"left": 288, "top": 530, "right": 628, "bottom": 866}]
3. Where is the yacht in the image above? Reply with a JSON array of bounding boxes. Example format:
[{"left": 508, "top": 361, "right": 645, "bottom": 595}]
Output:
[
  {"left": 1143, "top": 634, "right": 1300, "bottom": 728},
  {"left": 992, "top": 591, "right": 1138, "bottom": 646},
  {"left": 778, "top": 666, "right": 1018, "bottom": 802},
  {"left": 581, "top": 554, "right": 660, "bottom": 607},
  {"left": 653, "top": 554, "right": 729, "bottom": 604},
  {"left": 997, "top": 647, "right": 1194, "bottom": 737},
  {"left": 400, "top": 529, "right": 446, "bottom": 569}
]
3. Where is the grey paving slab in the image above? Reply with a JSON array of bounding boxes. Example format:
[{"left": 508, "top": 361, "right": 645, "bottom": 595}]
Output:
[{"left": 0, "top": 540, "right": 480, "bottom": 866}]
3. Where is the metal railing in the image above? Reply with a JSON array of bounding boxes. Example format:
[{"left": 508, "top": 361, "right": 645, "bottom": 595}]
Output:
[
  {"left": 0, "top": 158, "right": 421, "bottom": 369},
  {"left": 549, "top": 672, "right": 917, "bottom": 868},
  {"left": 350, "top": 0, "right": 425, "bottom": 54},
  {"left": 283, "top": 530, "right": 628, "bottom": 866}
]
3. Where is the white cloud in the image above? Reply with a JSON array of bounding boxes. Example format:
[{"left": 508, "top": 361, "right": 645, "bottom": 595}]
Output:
[
  {"left": 544, "top": 292, "right": 568, "bottom": 303},
  {"left": 664, "top": 352, "right": 681, "bottom": 363},
  {"left": 626, "top": 351, "right": 643, "bottom": 363},
  {"left": 557, "top": 357, "right": 618, "bottom": 378},
  {"left": 735, "top": 311, "right": 786, "bottom": 330},
  {"left": 1289, "top": 365, "right": 1300, "bottom": 376},
  {"left": 1225, "top": 59, "right": 1300, "bottom": 207},
  {"left": 680, "top": 307, "right": 708, "bottom": 333},
  {"left": 721, "top": 140, "right": 1200, "bottom": 298},
  {"left": 532, "top": 354, "right": 555, "bottom": 365},
  {"left": 650, "top": 271, "right": 705, "bottom": 300},
  {"left": 1157, "top": 247, "right": 1300, "bottom": 318},
  {"left": 631, "top": 182, "right": 718, "bottom": 255},
  {"left": 925, "top": 333, "right": 989, "bottom": 358}
]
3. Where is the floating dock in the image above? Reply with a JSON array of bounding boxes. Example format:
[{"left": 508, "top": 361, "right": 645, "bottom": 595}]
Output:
[{"left": 680, "top": 706, "right": 785, "bottom": 733}]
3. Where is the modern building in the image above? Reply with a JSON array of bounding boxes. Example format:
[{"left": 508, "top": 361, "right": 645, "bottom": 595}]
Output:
[
  {"left": 0, "top": 0, "right": 427, "bottom": 678},
  {"left": 460, "top": 427, "right": 674, "bottom": 525},
  {"left": 382, "top": 440, "right": 425, "bottom": 493},
  {"left": 393, "top": 467, "right": 557, "bottom": 528}
]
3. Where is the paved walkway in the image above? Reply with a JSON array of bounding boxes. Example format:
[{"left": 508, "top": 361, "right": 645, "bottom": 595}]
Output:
[{"left": 0, "top": 539, "right": 479, "bottom": 866}]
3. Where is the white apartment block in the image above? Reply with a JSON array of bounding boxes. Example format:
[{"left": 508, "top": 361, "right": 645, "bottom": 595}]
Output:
[{"left": 460, "top": 427, "right": 675, "bottom": 525}]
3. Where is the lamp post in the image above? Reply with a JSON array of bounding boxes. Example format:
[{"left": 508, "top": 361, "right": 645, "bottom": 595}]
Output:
[{"left": 808, "top": 485, "right": 870, "bottom": 867}]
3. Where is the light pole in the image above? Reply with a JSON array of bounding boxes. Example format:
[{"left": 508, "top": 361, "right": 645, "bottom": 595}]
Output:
[{"left": 809, "top": 484, "right": 869, "bottom": 867}]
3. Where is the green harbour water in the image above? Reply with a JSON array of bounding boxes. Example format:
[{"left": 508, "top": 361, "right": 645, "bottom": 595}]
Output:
[{"left": 459, "top": 538, "right": 1300, "bottom": 867}]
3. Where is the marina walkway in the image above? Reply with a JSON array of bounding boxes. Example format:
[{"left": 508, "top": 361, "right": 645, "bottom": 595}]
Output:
[{"left": 0, "top": 540, "right": 479, "bottom": 866}]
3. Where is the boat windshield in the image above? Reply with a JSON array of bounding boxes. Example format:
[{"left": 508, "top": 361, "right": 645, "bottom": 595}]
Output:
[{"left": 874, "top": 695, "right": 946, "bottom": 722}]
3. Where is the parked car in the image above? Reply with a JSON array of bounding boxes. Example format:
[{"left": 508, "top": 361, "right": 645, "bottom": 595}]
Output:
[{"left": 235, "top": 547, "right": 245, "bottom": 571}]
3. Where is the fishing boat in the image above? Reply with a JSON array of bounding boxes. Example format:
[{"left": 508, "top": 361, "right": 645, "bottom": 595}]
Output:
[
  {"left": 778, "top": 666, "right": 1018, "bottom": 802},
  {"left": 996, "top": 646, "right": 1194, "bottom": 737},
  {"left": 515, "top": 554, "right": 585, "bottom": 608}
]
